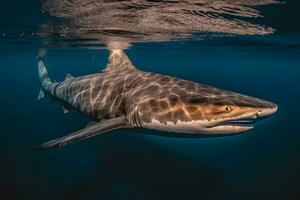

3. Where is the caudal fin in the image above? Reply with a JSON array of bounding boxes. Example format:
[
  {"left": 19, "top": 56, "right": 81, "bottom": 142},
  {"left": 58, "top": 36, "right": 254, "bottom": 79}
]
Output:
[
  {"left": 37, "top": 48, "right": 49, "bottom": 81},
  {"left": 37, "top": 48, "right": 53, "bottom": 99}
]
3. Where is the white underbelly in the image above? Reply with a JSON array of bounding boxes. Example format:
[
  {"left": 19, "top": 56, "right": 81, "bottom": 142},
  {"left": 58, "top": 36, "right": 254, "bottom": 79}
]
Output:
[{"left": 142, "top": 118, "right": 208, "bottom": 134}]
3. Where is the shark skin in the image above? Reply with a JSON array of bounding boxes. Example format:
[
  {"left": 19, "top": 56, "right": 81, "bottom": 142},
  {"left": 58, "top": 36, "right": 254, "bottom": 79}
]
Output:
[{"left": 36, "top": 49, "right": 278, "bottom": 150}]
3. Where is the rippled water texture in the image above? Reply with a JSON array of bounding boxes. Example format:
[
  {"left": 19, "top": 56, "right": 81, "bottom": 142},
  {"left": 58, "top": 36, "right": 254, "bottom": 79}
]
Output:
[
  {"left": 40, "top": 0, "right": 277, "bottom": 43},
  {"left": 0, "top": 0, "right": 284, "bottom": 47}
]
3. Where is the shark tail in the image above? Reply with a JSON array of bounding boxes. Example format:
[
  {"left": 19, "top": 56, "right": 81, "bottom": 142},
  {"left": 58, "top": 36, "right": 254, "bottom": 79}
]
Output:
[{"left": 37, "top": 48, "right": 53, "bottom": 100}]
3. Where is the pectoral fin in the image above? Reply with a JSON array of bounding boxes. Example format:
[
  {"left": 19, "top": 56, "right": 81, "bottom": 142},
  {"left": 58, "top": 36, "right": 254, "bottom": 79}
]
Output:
[{"left": 36, "top": 116, "right": 129, "bottom": 150}]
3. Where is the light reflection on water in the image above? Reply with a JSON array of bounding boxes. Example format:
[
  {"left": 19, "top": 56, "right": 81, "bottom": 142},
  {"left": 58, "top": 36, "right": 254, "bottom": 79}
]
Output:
[
  {"left": 41, "top": 0, "right": 277, "bottom": 43},
  {"left": 41, "top": 0, "right": 277, "bottom": 46}
]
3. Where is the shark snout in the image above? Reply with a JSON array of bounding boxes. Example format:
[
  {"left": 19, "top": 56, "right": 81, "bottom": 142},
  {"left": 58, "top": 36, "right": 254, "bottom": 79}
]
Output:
[{"left": 256, "top": 102, "right": 278, "bottom": 119}]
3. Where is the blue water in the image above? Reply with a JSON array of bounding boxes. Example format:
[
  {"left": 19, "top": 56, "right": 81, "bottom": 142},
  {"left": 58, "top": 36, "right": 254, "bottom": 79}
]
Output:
[{"left": 1, "top": 1, "right": 300, "bottom": 200}]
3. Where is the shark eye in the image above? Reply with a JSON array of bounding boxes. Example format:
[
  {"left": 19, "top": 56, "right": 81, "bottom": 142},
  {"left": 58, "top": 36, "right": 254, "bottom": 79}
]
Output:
[{"left": 225, "top": 106, "right": 232, "bottom": 112}]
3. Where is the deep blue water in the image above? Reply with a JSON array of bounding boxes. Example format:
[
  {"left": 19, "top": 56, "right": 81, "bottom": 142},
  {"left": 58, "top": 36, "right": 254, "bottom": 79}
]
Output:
[{"left": 1, "top": 1, "right": 300, "bottom": 200}]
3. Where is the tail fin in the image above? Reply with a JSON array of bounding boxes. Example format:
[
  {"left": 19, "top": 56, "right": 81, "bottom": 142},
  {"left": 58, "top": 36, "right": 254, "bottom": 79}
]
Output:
[
  {"left": 37, "top": 48, "right": 49, "bottom": 83},
  {"left": 37, "top": 48, "right": 52, "bottom": 99},
  {"left": 37, "top": 58, "right": 50, "bottom": 83}
]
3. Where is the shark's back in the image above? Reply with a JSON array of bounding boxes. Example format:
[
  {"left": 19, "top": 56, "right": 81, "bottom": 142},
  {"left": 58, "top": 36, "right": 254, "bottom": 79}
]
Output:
[{"left": 54, "top": 64, "right": 201, "bottom": 122}]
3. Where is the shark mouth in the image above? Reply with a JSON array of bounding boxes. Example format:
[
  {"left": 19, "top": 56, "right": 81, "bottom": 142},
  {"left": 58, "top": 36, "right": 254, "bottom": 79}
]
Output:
[
  {"left": 212, "top": 118, "right": 257, "bottom": 128},
  {"left": 214, "top": 118, "right": 257, "bottom": 128}
]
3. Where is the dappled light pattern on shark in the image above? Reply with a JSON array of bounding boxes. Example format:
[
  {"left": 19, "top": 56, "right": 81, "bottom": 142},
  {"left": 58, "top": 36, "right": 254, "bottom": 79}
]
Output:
[{"left": 37, "top": 49, "right": 277, "bottom": 150}]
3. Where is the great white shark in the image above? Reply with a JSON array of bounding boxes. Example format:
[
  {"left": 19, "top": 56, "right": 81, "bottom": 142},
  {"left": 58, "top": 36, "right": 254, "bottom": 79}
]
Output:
[{"left": 36, "top": 49, "right": 278, "bottom": 150}]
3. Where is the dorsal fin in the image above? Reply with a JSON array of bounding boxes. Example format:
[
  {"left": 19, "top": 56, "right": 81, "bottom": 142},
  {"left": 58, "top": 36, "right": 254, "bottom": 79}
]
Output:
[{"left": 103, "top": 50, "right": 136, "bottom": 72}]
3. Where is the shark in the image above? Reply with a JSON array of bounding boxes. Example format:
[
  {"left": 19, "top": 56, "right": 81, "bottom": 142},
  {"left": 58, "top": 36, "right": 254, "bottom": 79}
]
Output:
[{"left": 36, "top": 49, "right": 278, "bottom": 150}]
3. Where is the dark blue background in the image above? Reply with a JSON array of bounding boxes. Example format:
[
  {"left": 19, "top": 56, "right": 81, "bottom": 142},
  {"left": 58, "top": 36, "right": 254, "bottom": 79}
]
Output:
[{"left": 0, "top": 1, "right": 300, "bottom": 200}]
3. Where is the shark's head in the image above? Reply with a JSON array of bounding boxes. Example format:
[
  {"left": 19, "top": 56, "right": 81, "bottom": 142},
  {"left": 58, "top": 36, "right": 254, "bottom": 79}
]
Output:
[
  {"left": 188, "top": 94, "right": 278, "bottom": 134},
  {"left": 138, "top": 83, "right": 278, "bottom": 135}
]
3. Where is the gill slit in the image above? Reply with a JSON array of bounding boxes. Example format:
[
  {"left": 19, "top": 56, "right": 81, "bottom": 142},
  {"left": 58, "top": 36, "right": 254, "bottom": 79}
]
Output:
[
  {"left": 132, "top": 108, "right": 137, "bottom": 127},
  {"left": 131, "top": 107, "right": 142, "bottom": 128},
  {"left": 135, "top": 108, "right": 142, "bottom": 128}
]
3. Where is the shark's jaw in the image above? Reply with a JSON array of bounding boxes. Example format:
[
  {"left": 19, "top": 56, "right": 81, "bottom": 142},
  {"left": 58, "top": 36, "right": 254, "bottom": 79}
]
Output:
[
  {"left": 141, "top": 106, "right": 278, "bottom": 135},
  {"left": 141, "top": 117, "right": 255, "bottom": 135},
  {"left": 203, "top": 115, "right": 258, "bottom": 134},
  {"left": 207, "top": 106, "right": 278, "bottom": 134}
]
